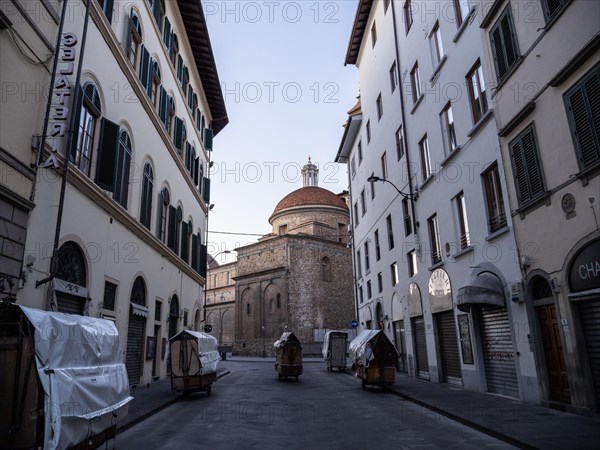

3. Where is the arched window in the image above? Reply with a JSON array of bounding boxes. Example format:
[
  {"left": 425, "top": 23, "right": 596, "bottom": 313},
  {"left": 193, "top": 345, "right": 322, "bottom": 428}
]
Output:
[
  {"left": 73, "top": 82, "right": 101, "bottom": 176},
  {"left": 140, "top": 163, "right": 154, "bottom": 229},
  {"left": 56, "top": 241, "right": 87, "bottom": 287},
  {"left": 148, "top": 0, "right": 165, "bottom": 32},
  {"left": 130, "top": 276, "right": 146, "bottom": 306},
  {"left": 126, "top": 11, "right": 142, "bottom": 68},
  {"left": 113, "top": 130, "right": 132, "bottom": 208},
  {"left": 157, "top": 186, "right": 170, "bottom": 243},
  {"left": 151, "top": 59, "right": 161, "bottom": 107},
  {"left": 169, "top": 33, "right": 179, "bottom": 66},
  {"left": 321, "top": 257, "right": 332, "bottom": 282},
  {"left": 531, "top": 277, "right": 552, "bottom": 300}
]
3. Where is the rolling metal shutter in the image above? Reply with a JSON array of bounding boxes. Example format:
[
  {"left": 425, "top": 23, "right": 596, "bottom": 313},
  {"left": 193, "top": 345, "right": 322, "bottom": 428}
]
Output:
[
  {"left": 436, "top": 311, "right": 462, "bottom": 383},
  {"left": 413, "top": 317, "right": 429, "bottom": 379},
  {"left": 126, "top": 315, "right": 145, "bottom": 386},
  {"left": 56, "top": 293, "right": 84, "bottom": 315},
  {"left": 579, "top": 299, "right": 600, "bottom": 408},
  {"left": 479, "top": 306, "right": 518, "bottom": 398}
]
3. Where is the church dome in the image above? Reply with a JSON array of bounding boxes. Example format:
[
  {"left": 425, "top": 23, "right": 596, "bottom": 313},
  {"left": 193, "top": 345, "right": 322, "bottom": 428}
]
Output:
[{"left": 272, "top": 186, "right": 348, "bottom": 216}]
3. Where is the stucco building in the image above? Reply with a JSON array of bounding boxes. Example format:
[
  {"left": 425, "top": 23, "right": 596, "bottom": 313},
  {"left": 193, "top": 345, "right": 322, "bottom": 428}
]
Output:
[
  {"left": 233, "top": 160, "right": 354, "bottom": 356},
  {"left": 6, "top": 0, "right": 227, "bottom": 386}
]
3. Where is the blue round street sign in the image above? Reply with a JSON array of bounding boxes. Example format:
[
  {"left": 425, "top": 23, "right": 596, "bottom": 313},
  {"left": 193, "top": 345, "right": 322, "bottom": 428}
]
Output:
[{"left": 350, "top": 319, "right": 359, "bottom": 329}]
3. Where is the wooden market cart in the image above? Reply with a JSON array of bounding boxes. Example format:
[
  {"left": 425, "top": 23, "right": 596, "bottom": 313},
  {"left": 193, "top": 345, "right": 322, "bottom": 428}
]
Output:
[
  {"left": 322, "top": 330, "right": 348, "bottom": 372},
  {"left": 274, "top": 332, "right": 303, "bottom": 381},
  {"left": 348, "top": 329, "right": 399, "bottom": 390},
  {"left": 169, "top": 330, "right": 220, "bottom": 396}
]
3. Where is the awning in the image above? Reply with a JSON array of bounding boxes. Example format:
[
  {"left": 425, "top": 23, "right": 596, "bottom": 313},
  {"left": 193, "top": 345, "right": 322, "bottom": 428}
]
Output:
[
  {"left": 130, "top": 303, "right": 150, "bottom": 318},
  {"left": 457, "top": 272, "right": 505, "bottom": 312}
]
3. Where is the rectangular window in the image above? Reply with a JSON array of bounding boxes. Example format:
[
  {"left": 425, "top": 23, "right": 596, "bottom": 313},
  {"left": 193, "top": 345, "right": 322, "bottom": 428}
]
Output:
[
  {"left": 441, "top": 103, "right": 458, "bottom": 154},
  {"left": 541, "top": 0, "right": 569, "bottom": 22},
  {"left": 351, "top": 155, "right": 357, "bottom": 178},
  {"left": 408, "top": 250, "right": 418, "bottom": 277},
  {"left": 357, "top": 250, "right": 362, "bottom": 278},
  {"left": 370, "top": 173, "right": 376, "bottom": 200},
  {"left": 366, "top": 120, "right": 371, "bottom": 143},
  {"left": 482, "top": 163, "right": 507, "bottom": 233},
  {"left": 384, "top": 0, "right": 390, "bottom": 13},
  {"left": 183, "top": 310, "right": 188, "bottom": 327},
  {"left": 386, "top": 214, "right": 395, "bottom": 250},
  {"left": 419, "top": 135, "right": 432, "bottom": 180},
  {"left": 396, "top": 126, "right": 404, "bottom": 160},
  {"left": 455, "top": 192, "right": 471, "bottom": 249},
  {"left": 155, "top": 300, "right": 162, "bottom": 321},
  {"left": 467, "top": 60, "right": 489, "bottom": 123},
  {"left": 428, "top": 214, "right": 442, "bottom": 265},
  {"left": 377, "top": 272, "right": 383, "bottom": 293},
  {"left": 374, "top": 230, "right": 381, "bottom": 261},
  {"left": 430, "top": 21, "right": 444, "bottom": 66},
  {"left": 213, "top": 273, "right": 218, "bottom": 288},
  {"left": 390, "top": 262, "right": 398, "bottom": 286},
  {"left": 402, "top": 197, "right": 412, "bottom": 237},
  {"left": 367, "top": 280, "right": 372, "bottom": 299},
  {"left": 490, "top": 7, "right": 520, "bottom": 82},
  {"left": 359, "top": 284, "right": 364, "bottom": 303},
  {"left": 381, "top": 152, "right": 388, "bottom": 179},
  {"left": 358, "top": 140, "right": 363, "bottom": 163},
  {"left": 390, "top": 61, "right": 398, "bottom": 93},
  {"left": 371, "top": 22, "right": 377, "bottom": 47},
  {"left": 364, "top": 242, "right": 370, "bottom": 273},
  {"left": 404, "top": 0, "right": 413, "bottom": 33},
  {"left": 226, "top": 272, "right": 231, "bottom": 285},
  {"left": 376, "top": 93, "right": 383, "bottom": 120},
  {"left": 354, "top": 202, "right": 360, "bottom": 226},
  {"left": 411, "top": 62, "right": 421, "bottom": 103},
  {"left": 360, "top": 189, "right": 367, "bottom": 216},
  {"left": 509, "top": 124, "right": 546, "bottom": 206},
  {"left": 102, "top": 281, "right": 117, "bottom": 311},
  {"left": 565, "top": 66, "right": 600, "bottom": 169},
  {"left": 454, "top": 0, "right": 470, "bottom": 27}
]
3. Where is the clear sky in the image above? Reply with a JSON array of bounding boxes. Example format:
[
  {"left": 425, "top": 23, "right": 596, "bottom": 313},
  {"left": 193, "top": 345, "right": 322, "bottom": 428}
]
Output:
[{"left": 203, "top": 1, "right": 360, "bottom": 263}]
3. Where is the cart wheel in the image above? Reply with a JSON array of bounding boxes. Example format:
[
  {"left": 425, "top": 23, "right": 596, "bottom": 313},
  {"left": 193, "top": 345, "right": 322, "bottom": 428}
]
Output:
[{"left": 207, "top": 385, "right": 212, "bottom": 396}]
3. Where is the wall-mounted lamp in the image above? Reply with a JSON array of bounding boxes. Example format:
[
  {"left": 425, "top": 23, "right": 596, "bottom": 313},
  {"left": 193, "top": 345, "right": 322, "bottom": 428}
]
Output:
[{"left": 367, "top": 176, "right": 415, "bottom": 200}]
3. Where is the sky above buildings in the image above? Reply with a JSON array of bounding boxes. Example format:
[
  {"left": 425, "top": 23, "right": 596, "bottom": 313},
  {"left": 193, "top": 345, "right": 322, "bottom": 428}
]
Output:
[{"left": 203, "top": 1, "right": 360, "bottom": 263}]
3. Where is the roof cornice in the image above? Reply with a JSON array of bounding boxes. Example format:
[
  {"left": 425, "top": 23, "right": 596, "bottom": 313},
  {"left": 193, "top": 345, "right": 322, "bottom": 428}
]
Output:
[{"left": 345, "top": 0, "right": 374, "bottom": 66}]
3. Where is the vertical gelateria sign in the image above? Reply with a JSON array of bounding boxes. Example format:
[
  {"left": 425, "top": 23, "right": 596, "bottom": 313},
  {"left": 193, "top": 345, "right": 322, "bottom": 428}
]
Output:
[{"left": 41, "top": 32, "right": 78, "bottom": 169}]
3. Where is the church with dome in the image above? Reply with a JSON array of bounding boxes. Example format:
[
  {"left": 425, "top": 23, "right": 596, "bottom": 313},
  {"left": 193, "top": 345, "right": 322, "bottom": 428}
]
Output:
[{"left": 232, "top": 159, "right": 355, "bottom": 356}]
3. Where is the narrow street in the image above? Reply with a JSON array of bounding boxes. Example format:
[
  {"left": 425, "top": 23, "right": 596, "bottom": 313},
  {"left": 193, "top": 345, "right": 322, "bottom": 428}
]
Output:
[{"left": 117, "top": 360, "right": 514, "bottom": 449}]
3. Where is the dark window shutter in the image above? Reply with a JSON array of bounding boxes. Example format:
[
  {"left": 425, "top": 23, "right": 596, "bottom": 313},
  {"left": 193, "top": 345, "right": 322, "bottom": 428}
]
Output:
[
  {"left": 180, "top": 221, "right": 189, "bottom": 263},
  {"left": 490, "top": 8, "right": 518, "bottom": 81},
  {"left": 125, "top": 12, "right": 133, "bottom": 56},
  {"left": 490, "top": 27, "right": 506, "bottom": 79},
  {"left": 139, "top": 46, "right": 151, "bottom": 93},
  {"left": 191, "top": 234, "right": 199, "bottom": 271},
  {"left": 204, "top": 128, "right": 213, "bottom": 151},
  {"left": 174, "top": 117, "right": 184, "bottom": 153},
  {"left": 167, "top": 205, "right": 177, "bottom": 252},
  {"left": 69, "top": 85, "right": 84, "bottom": 162},
  {"left": 153, "top": 0, "right": 163, "bottom": 31},
  {"left": 163, "top": 17, "right": 171, "bottom": 50},
  {"left": 543, "top": 0, "right": 566, "bottom": 21},
  {"left": 103, "top": 0, "right": 115, "bottom": 23},
  {"left": 177, "top": 56, "right": 184, "bottom": 85},
  {"left": 566, "top": 70, "right": 600, "bottom": 168},
  {"left": 510, "top": 126, "right": 545, "bottom": 205},
  {"left": 185, "top": 142, "right": 192, "bottom": 170},
  {"left": 159, "top": 87, "right": 168, "bottom": 128},
  {"left": 193, "top": 157, "right": 200, "bottom": 185},
  {"left": 94, "top": 118, "right": 120, "bottom": 192},
  {"left": 199, "top": 243, "right": 207, "bottom": 278},
  {"left": 203, "top": 178, "right": 211, "bottom": 204}
]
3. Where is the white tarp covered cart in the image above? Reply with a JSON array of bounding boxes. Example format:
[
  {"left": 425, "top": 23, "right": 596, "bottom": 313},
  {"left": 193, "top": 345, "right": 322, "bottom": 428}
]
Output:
[
  {"left": 348, "top": 329, "right": 399, "bottom": 390},
  {"left": 274, "top": 332, "right": 303, "bottom": 381},
  {"left": 322, "top": 331, "right": 348, "bottom": 372},
  {"left": 0, "top": 302, "right": 131, "bottom": 450},
  {"left": 169, "top": 330, "right": 220, "bottom": 396}
]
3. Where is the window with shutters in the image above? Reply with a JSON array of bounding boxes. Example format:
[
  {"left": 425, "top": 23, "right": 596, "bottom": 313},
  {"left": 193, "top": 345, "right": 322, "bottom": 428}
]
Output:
[
  {"left": 374, "top": 229, "right": 381, "bottom": 261},
  {"left": 364, "top": 241, "right": 370, "bottom": 273},
  {"left": 356, "top": 250, "right": 362, "bottom": 278},
  {"left": 169, "top": 33, "right": 179, "bottom": 67},
  {"left": 98, "top": 0, "right": 114, "bottom": 23},
  {"left": 140, "top": 163, "right": 154, "bottom": 229},
  {"left": 151, "top": 60, "right": 161, "bottom": 107},
  {"left": 386, "top": 214, "right": 395, "bottom": 250},
  {"left": 509, "top": 124, "right": 546, "bottom": 207},
  {"left": 148, "top": 0, "right": 165, "bottom": 32},
  {"left": 428, "top": 214, "right": 442, "bottom": 265},
  {"left": 163, "top": 16, "right": 171, "bottom": 51},
  {"left": 173, "top": 117, "right": 186, "bottom": 156},
  {"left": 127, "top": 11, "right": 142, "bottom": 69},
  {"left": 181, "top": 219, "right": 191, "bottom": 263},
  {"left": 157, "top": 187, "right": 170, "bottom": 243},
  {"left": 467, "top": 60, "right": 488, "bottom": 123},
  {"left": 541, "top": 0, "right": 570, "bottom": 23},
  {"left": 564, "top": 65, "right": 600, "bottom": 170},
  {"left": 94, "top": 118, "right": 119, "bottom": 192},
  {"left": 74, "top": 83, "right": 101, "bottom": 176},
  {"left": 482, "top": 163, "right": 507, "bottom": 233},
  {"left": 411, "top": 61, "right": 421, "bottom": 103},
  {"left": 113, "top": 130, "right": 132, "bottom": 208},
  {"left": 102, "top": 281, "right": 117, "bottom": 311},
  {"left": 402, "top": 197, "right": 412, "bottom": 237},
  {"left": 360, "top": 189, "right": 366, "bottom": 216},
  {"left": 174, "top": 206, "right": 183, "bottom": 256},
  {"left": 490, "top": 7, "right": 520, "bottom": 82}
]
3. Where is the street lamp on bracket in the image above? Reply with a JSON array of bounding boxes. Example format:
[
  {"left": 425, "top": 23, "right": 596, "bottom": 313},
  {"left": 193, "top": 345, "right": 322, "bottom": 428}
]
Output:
[{"left": 367, "top": 176, "right": 416, "bottom": 201}]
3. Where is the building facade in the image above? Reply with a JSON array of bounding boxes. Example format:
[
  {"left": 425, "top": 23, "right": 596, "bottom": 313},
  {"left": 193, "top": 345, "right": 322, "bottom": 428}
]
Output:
[
  {"left": 477, "top": 0, "right": 600, "bottom": 412},
  {"left": 205, "top": 260, "right": 236, "bottom": 348},
  {"left": 337, "top": 0, "right": 537, "bottom": 402},
  {"left": 11, "top": 0, "right": 227, "bottom": 386},
  {"left": 233, "top": 160, "right": 355, "bottom": 356}
]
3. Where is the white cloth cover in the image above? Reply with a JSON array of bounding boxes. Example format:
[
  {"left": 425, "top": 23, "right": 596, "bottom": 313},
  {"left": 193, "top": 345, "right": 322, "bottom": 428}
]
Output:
[
  {"left": 348, "top": 329, "right": 382, "bottom": 367},
  {"left": 19, "top": 306, "right": 132, "bottom": 450},
  {"left": 171, "top": 330, "right": 220, "bottom": 374}
]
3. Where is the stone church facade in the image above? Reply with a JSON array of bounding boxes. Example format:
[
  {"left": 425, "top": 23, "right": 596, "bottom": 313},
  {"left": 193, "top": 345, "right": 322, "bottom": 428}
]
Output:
[{"left": 233, "top": 160, "right": 354, "bottom": 356}]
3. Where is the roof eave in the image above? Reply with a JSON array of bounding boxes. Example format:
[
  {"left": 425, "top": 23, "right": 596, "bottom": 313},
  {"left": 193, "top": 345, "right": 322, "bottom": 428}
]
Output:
[
  {"left": 335, "top": 113, "right": 362, "bottom": 163},
  {"left": 344, "top": 0, "right": 374, "bottom": 66}
]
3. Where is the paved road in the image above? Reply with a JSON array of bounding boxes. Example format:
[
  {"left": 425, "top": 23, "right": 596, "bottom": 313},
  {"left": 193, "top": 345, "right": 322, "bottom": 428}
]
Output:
[{"left": 117, "top": 360, "right": 515, "bottom": 449}]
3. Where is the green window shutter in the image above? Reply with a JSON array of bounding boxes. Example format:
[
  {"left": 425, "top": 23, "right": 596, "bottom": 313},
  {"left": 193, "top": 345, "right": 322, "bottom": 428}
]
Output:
[
  {"left": 193, "top": 157, "right": 200, "bottom": 185},
  {"left": 510, "top": 126, "right": 545, "bottom": 206},
  {"left": 174, "top": 117, "right": 184, "bottom": 153},
  {"left": 566, "top": 69, "right": 600, "bottom": 169},
  {"left": 139, "top": 46, "right": 151, "bottom": 93},
  {"left": 163, "top": 17, "right": 171, "bottom": 50},
  {"left": 167, "top": 205, "right": 177, "bottom": 252},
  {"left": 94, "top": 118, "right": 120, "bottom": 192},
  {"left": 125, "top": 11, "right": 133, "bottom": 56},
  {"left": 191, "top": 234, "right": 199, "bottom": 271},
  {"left": 203, "top": 128, "right": 213, "bottom": 151},
  {"left": 199, "top": 243, "right": 207, "bottom": 278},
  {"left": 159, "top": 87, "right": 167, "bottom": 128},
  {"left": 69, "top": 85, "right": 84, "bottom": 162},
  {"left": 203, "top": 178, "right": 211, "bottom": 204},
  {"left": 490, "top": 8, "right": 519, "bottom": 81},
  {"left": 181, "top": 221, "right": 189, "bottom": 263},
  {"left": 103, "top": 0, "right": 115, "bottom": 23},
  {"left": 153, "top": 0, "right": 163, "bottom": 31}
]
